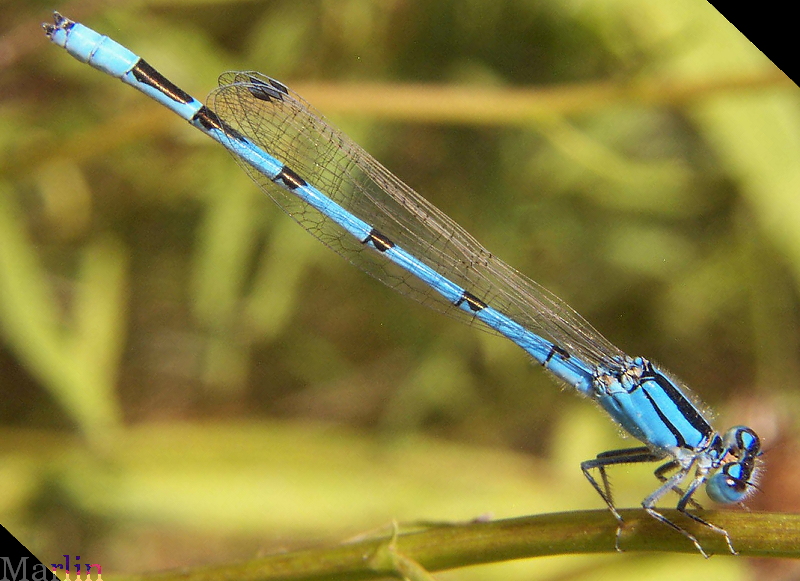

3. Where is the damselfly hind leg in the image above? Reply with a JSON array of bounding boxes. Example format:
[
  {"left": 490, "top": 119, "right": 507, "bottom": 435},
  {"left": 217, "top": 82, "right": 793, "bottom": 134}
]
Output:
[{"left": 581, "top": 447, "right": 664, "bottom": 551}]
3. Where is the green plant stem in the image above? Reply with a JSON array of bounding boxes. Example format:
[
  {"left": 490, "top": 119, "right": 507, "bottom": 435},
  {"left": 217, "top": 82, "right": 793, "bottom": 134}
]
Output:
[{"left": 113, "top": 510, "right": 800, "bottom": 581}]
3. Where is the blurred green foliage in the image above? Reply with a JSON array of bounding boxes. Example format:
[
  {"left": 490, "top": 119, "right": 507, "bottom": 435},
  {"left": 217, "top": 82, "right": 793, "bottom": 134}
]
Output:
[{"left": 1, "top": 0, "right": 798, "bottom": 578}]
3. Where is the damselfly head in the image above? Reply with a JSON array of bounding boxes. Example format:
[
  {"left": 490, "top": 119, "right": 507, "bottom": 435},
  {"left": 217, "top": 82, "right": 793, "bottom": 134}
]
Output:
[{"left": 706, "top": 425, "right": 761, "bottom": 504}]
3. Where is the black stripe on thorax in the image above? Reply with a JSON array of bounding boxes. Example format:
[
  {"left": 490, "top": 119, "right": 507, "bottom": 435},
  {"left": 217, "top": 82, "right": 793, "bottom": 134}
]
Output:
[
  {"left": 640, "top": 363, "right": 713, "bottom": 449},
  {"left": 640, "top": 388, "right": 687, "bottom": 449}
]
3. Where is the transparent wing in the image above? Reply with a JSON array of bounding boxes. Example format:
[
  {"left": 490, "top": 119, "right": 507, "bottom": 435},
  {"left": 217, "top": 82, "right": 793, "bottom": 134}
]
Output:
[{"left": 208, "top": 72, "right": 625, "bottom": 370}]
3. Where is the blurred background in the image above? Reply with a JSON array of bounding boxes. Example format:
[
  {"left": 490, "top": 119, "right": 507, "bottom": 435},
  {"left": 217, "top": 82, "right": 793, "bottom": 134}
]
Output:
[{"left": 1, "top": 0, "right": 798, "bottom": 579}]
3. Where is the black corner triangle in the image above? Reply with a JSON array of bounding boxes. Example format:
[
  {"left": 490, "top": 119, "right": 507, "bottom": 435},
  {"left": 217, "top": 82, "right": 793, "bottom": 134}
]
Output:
[
  {"left": 0, "top": 524, "right": 60, "bottom": 581},
  {"left": 706, "top": 0, "right": 799, "bottom": 85}
]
